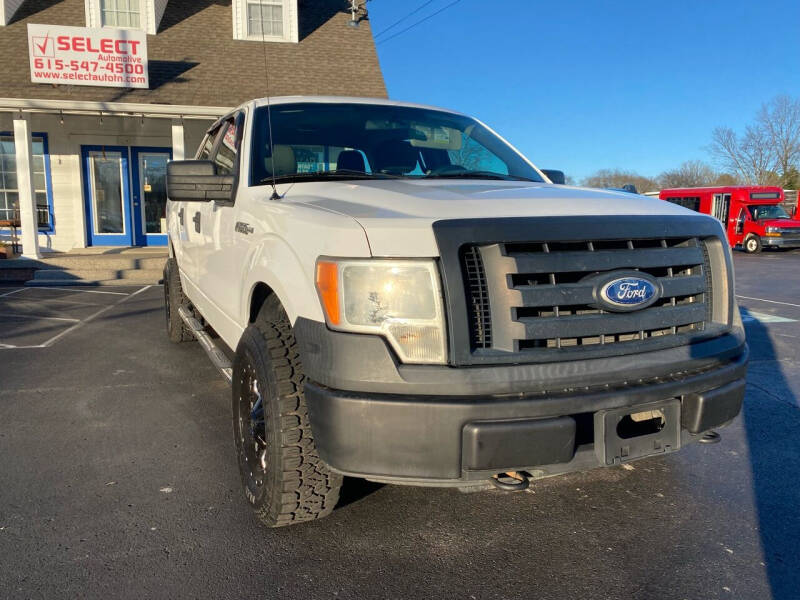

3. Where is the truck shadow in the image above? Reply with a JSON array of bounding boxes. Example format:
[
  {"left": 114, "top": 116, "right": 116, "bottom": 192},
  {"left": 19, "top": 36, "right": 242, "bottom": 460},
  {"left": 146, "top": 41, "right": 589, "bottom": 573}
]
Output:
[
  {"left": 335, "top": 477, "right": 384, "bottom": 510},
  {"left": 738, "top": 315, "right": 800, "bottom": 598}
]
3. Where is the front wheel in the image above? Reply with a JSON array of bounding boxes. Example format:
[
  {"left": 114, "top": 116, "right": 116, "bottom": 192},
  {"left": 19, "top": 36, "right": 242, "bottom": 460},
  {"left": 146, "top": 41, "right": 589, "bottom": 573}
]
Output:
[
  {"left": 744, "top": 235, "right": 762, "bottom": 254},
  {"left": 164, "top": 258, "right": 194, "bottom": 343},
  {"left": 232, "top": 296, "right": 342, "bottom": 527}
]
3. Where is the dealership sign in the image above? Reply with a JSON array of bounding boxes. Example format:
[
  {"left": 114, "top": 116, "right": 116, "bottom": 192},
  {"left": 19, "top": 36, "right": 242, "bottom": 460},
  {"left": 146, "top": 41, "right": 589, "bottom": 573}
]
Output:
[{"left": 27, "top": 24, "right": 148, "bottom": 89}]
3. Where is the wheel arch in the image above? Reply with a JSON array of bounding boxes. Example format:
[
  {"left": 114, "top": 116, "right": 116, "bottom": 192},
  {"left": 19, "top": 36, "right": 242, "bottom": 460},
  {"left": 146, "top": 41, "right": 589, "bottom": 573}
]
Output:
[{"left": 248, "top": 281, "right": 276, "bottom": 324}]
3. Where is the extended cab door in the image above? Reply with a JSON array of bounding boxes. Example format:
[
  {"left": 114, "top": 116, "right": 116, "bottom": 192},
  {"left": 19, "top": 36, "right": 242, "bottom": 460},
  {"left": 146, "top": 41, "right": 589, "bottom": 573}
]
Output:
[
  {"left": 173, "top": 122, "right": 225, "bottom": 290},
  {"left": 195, "top": 113, "right": 247, "bottom": 325}
]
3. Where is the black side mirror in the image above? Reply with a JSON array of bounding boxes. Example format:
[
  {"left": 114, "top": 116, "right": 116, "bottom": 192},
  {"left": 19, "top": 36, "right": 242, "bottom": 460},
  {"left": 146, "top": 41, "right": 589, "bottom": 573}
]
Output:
[
  {"left": 541, "top": 169, "right": 566, "bottom": 185},
  {"left": 167, "top": 160, "right": 234, "bottom": 202}
]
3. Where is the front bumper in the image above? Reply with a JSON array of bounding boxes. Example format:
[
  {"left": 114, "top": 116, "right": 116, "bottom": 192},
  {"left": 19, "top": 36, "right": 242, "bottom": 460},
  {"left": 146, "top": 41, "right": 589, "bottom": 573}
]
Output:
[
  {"left": 298, "top": 317, "right": 748, "bottom": 486},
  {"left": 762, "top": 236, "right": 800, "bottom": 248}
]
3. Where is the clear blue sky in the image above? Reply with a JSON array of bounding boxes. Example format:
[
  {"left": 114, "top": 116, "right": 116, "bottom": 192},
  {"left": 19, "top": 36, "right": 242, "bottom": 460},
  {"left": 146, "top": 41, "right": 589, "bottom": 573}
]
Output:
[{"left": 368, "top": 0, "right": 800, "bottom": 182}]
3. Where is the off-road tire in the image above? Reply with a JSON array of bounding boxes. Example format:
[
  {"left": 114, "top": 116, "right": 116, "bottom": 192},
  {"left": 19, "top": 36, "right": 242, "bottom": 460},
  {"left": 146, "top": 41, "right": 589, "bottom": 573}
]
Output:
[
  {"left": 744, "top": 235, "right": 762, "bottom": 254},
  {"left": 232, "top": 295, "right": 342, "bottom": 527},
  {"left": 164, "top": 258, "right": 193, "bottom": 343}
]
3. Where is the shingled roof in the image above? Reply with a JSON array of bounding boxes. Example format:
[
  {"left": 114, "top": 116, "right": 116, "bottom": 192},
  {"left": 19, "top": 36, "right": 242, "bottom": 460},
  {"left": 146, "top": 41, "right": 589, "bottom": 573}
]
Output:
[{"left": 0, "top": 0, "right": 387, "bottom": 107}]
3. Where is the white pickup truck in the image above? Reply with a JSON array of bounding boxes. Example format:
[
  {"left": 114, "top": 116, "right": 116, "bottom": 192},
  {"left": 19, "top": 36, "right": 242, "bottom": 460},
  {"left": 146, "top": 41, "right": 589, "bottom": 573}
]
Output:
[{"left": 165, "top": 96, "right": 748, "bottom": 527}]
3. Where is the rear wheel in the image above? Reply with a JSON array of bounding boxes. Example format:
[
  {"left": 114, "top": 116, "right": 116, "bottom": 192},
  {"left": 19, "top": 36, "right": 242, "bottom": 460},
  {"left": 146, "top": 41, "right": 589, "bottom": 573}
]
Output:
[
  {"left": 232, "top": 295, "right": 342, "bottom": 527},
  {"left": 744, "top": 235, "right": 762, "bottom": 254},
  {"left": 164, "top": 258, "right": 193, "bottom": 343}
]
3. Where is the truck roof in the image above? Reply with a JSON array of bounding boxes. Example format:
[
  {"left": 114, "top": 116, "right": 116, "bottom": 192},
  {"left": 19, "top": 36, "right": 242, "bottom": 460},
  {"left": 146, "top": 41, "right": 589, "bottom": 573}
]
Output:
[
  {"left": 247, "top": 95, "right": 466, "bottom": 116},
  {"left": 660, "top": 185, "right": 783, "bottom": 194}
]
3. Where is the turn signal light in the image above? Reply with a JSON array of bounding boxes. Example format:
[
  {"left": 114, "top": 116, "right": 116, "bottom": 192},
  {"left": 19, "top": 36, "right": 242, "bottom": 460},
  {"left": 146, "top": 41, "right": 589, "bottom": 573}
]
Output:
[{"left": 315, "top": 261, "right": 340, "bottom": 325}]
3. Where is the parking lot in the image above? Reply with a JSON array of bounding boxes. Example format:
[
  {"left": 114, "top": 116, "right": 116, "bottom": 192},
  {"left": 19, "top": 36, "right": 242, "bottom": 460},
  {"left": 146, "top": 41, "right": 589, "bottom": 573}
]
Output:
[{"left": 1, "top": 251, "right": 799, "bottom": 600}]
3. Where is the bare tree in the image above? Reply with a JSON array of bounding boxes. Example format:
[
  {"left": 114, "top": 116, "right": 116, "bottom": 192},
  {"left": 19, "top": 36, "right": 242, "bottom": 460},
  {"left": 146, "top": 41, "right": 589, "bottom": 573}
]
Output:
[
  {"left": 708, "top": 95, "right": 800, "bottom": 186},
  {"left": 581, "top": 168, "right": 659, "bottom": 193},
  {"left": 658, "top": 160, "right": 717, "bottom": 188},
  {"left": 756, "top": 95, "right": 800, "bottom": 185},
  {"left": 709, "top": 125, "right": 775, "bottom": 184}
]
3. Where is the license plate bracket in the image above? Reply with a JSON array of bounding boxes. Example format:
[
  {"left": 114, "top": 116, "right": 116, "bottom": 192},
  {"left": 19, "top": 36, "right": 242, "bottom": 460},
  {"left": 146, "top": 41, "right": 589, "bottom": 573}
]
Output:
[{"left": 595, "top": 399, "right": 681, "bottom": 466}]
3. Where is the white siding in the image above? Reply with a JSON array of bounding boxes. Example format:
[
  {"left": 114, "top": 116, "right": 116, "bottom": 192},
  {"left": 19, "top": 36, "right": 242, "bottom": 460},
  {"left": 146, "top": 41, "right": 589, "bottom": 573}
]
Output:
[
  {"left": 153, "top": 0, "right": 168, "bottom": 33},
  {"left": 1, "top": 0, "right": 26, "bottom": 25},
  {"left": 142, "top": 0, "right": 169, "bottom": 35},
  {"left": 0, "top": 111, "right": 210, "bottom": 251}
]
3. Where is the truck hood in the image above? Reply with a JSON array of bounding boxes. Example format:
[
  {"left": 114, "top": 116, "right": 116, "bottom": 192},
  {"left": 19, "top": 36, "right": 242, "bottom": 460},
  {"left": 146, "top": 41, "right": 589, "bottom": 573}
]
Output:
[
  {"left": 761, "top": 218, "right": 800, "bottom": 229},
  {"left": 287, "top": 179, "right": 707, "bottom": 257}
]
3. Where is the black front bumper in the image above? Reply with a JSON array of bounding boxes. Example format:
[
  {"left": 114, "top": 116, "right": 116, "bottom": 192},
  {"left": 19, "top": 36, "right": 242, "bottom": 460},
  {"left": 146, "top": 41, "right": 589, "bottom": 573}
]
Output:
[{"left": 303, "top": 339, "right": 748, "bottom": 486}]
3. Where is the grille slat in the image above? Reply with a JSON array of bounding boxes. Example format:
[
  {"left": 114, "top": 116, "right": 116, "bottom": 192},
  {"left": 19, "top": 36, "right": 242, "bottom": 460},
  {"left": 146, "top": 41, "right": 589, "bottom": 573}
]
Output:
[
  {"left": 518, "top": 303, "right": 707, "bottom": 340},
  {"left": 506, "top": 246, "right": 705, "bottom": 274},
  {"left": 461, "top": 236, "right": 712, "bottom": 358}
]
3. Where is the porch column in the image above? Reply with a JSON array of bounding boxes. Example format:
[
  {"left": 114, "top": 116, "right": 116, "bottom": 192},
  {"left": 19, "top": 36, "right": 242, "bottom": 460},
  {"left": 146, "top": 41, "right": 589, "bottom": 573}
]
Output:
[
  {"left": 13, "top": 117, "right": 41, "bottom": 259},
  {"left": 171, "top": 121, "right": 185, "bottom": 161}
]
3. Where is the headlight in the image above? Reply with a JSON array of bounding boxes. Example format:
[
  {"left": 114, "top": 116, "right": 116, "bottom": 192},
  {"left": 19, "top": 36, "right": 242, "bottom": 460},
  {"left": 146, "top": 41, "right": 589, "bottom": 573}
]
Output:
[
  {"left": 765, "top": 226, "right": 782, "bottom": 236},
  {"left": 315, "top": 258, "right": 447, "bottom": 364}
]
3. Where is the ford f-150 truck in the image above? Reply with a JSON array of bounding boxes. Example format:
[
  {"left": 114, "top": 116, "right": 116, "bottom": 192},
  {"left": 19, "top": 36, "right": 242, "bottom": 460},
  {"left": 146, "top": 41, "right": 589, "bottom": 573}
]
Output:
[{"left": 164, "top": 96, "right": 748, "bottom": 527}]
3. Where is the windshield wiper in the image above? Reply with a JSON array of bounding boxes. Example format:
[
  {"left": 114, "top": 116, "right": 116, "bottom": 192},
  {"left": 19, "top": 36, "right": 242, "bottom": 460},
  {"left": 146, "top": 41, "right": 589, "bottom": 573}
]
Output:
[
  {"left": 423, "top": 171, "right": 536, "bottom": 182},
  {"left": 257, "top": 170, "right": 399, "bottom": 185}
]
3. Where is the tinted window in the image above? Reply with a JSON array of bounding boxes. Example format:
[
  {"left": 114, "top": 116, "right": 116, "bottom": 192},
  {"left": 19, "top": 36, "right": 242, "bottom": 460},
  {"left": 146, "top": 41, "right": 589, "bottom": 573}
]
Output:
[
  {"left": 197, "top": 127, "right": 220, "bottom": 160},
  {"left": 214, "top": 120, "right": 240, "bottom": 175},
  {"left": 249, "top": 103, "right": 543, "bottom": 185},
  {"left": 665, "top": 196, "right": 701, "bottom": 212}
]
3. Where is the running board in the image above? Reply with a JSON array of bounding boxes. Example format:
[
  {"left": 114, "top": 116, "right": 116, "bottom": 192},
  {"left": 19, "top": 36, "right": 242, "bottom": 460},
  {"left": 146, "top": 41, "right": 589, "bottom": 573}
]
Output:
[{"left": 177, "top": 305, "right": 233, "bottom": 384}]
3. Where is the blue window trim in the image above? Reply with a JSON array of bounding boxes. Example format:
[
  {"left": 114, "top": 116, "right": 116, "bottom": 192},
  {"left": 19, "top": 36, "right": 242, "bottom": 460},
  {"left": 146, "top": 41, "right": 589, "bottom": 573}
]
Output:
[{"left": 0, "top": 130, "right": 56, "bottom": 234}]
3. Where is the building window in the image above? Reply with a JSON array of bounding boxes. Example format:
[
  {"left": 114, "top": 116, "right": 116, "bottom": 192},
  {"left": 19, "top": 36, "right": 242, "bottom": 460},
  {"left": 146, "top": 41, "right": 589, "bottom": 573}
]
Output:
[
  {"left": 100, "top": 0, "right": 141, "bottom": 29},
  {"left": 247, "top": 0, "right": 284, "bottom": 37},
  {"left": 0, "top": 135, "right": 52, "bottom": 230},
  {"left": 233, "top": 0, "right": 296, "bottom": 42}
]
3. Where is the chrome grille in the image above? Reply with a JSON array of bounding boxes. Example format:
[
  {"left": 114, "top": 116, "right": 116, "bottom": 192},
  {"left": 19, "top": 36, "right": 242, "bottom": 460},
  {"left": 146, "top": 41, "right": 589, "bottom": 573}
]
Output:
[{"left": 462, "top": 237, "right": 711, "bottom": 355}]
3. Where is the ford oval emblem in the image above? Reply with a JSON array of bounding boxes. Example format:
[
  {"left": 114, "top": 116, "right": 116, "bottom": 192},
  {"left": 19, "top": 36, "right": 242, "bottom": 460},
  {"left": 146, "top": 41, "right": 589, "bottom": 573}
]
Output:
[{"left": 598, "top": 276, "right": 659, "bottom": 311}]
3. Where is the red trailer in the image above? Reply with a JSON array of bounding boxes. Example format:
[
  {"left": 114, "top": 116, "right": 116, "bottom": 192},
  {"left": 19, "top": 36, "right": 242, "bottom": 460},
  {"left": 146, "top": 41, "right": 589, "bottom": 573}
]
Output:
[{"left": 659, "top": 186, "right": 800, "bottom": 253}]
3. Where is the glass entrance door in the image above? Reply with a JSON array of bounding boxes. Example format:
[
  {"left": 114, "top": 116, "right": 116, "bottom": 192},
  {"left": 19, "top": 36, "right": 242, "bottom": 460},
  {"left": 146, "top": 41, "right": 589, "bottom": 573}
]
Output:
[
  {"left": 131, "top": 147, "right": 171, "bottom": 246},
  {"left": 82, "top": 146, "right": 133, "bottom": 246}
]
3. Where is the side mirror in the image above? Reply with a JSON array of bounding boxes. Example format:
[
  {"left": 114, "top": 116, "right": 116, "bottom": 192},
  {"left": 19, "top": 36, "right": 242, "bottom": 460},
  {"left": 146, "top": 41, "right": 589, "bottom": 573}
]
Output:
[
  {"left": 167, "top": 160, "right": 234, "bottom": 202},
  {"left": 541, "top": 169, "right": 566, "bottom": 185}
]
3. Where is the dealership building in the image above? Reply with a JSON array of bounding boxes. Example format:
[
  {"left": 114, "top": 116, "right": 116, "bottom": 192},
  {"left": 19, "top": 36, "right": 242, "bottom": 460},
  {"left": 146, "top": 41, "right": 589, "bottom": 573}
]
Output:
[{"left": 0, "top": 0, "right": 386, "bottom": 257}]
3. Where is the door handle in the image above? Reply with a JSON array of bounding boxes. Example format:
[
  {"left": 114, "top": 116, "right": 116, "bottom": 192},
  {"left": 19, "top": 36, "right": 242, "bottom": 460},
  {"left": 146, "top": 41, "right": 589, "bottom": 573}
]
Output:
[
  {"left": 193, "top": 211, "right": 201, "bottom": 233},
  {"left": 178, "top": 208, "right": 184, "bottom": 226}
]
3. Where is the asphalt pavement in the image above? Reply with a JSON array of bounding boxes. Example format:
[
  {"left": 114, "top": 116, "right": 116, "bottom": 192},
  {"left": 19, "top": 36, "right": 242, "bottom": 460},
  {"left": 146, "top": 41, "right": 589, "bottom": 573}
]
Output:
[{"left": 1, "top": 250, "right": 799, "bottom": 600}]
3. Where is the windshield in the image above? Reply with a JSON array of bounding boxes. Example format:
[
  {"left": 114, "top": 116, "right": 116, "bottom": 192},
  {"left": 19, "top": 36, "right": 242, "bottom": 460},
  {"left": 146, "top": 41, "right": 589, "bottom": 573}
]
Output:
[
  {"left": 249, "top": 102, "right": 544, "bottom": 185},
  {"left": 748, "top": 204, "right": 790, "bottom": 221}
]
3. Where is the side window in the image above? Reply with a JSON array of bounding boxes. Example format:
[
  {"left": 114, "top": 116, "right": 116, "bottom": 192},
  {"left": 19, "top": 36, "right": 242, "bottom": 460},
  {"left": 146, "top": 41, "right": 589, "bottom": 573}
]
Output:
[
  {"left": 197, "top": 127, "right": 221, "bottom": 160},
  {"left": 214, "top": 119, "right": 241, "bottom": 175}
]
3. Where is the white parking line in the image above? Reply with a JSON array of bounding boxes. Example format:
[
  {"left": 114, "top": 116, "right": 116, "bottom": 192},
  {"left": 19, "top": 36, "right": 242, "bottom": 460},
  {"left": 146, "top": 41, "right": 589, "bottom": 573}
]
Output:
[
  {"left": 0, "top": 313, "right": 80, "bottom": 322},
  {"left": 38, "top": 285, "right": 151, "bottom": 348},
  {"left": 3, "top": 296, "right": 103, "bottom": 307},
  {"left": 736, "top": 295, "right": 800, "bottom": 309},
  {"left": 740, "top": 308, "right": 797, "bottom": 324},
  {"left": 0, "top": 285, "right": 151, "bottom": 349},
  {"left": 24, "top": 286, "right": 131, "bottom": 296}
]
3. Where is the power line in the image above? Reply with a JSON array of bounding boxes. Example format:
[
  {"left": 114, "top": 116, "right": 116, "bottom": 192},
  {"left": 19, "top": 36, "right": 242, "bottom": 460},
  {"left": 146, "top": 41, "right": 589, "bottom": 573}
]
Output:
[
  {"left": 376, "top": 0, "right": 464, "bottom": 45},
  {"left": 372, "top": 0, "right": 438, "bottom": 40}
]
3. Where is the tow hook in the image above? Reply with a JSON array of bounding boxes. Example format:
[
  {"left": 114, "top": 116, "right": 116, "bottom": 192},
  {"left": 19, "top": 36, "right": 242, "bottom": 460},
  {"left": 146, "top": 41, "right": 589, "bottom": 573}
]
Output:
[
  {"left": 490, "top": 471, "right": 530, "bottom": 492},
  {"left": 698, "top": 430, "right": 721, "bottom": 444}
]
